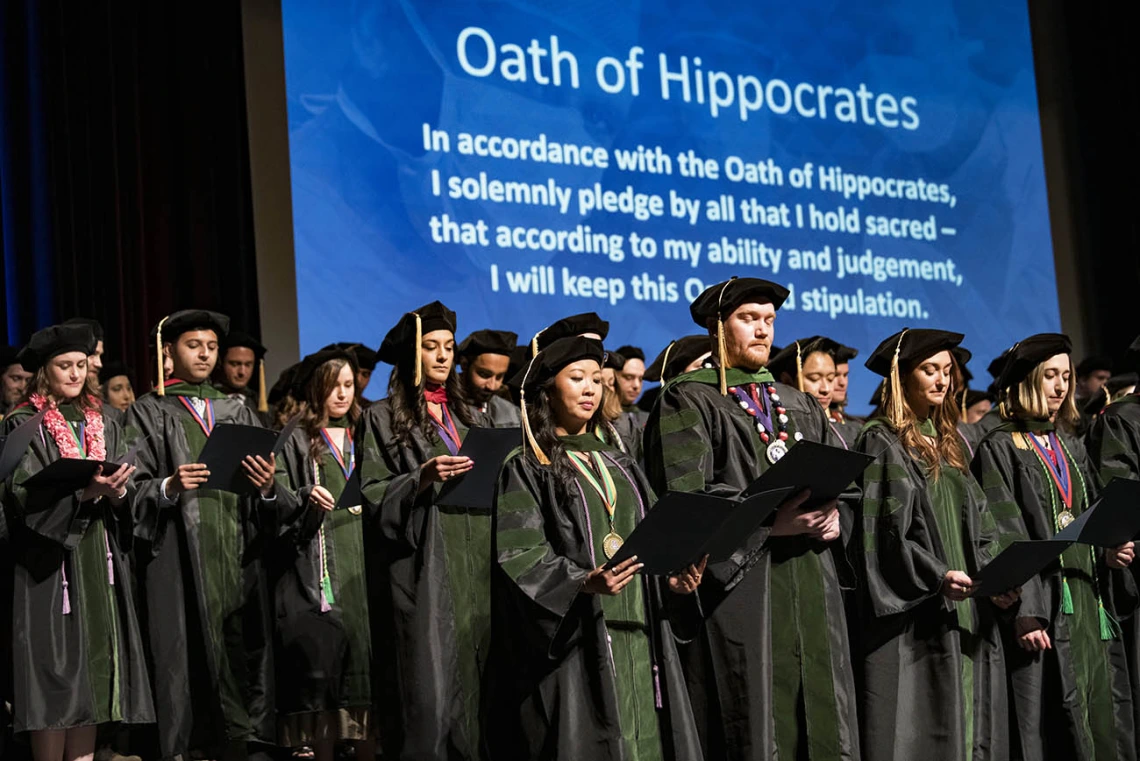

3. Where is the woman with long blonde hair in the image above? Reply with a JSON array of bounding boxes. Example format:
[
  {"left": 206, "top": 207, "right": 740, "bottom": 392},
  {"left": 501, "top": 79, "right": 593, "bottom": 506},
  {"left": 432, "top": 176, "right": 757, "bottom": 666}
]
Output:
[
  {"left": 854, "top": 328, "right": 1017, "bottom": 761},
  {"left": 973, "top": 334, "right": 1136, "bottom": 760}
]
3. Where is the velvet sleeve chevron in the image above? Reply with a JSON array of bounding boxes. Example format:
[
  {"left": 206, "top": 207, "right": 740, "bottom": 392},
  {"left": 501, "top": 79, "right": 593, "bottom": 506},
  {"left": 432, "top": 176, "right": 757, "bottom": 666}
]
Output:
[
  {"left": 855, "top": 424, "right": 951, "bottom": 617},
  {"left": 643, "top": 381, "right": 743, "bottom": 499},
  {"left": 1087, "top": 403, "right": 1140, "bottom": 487}
]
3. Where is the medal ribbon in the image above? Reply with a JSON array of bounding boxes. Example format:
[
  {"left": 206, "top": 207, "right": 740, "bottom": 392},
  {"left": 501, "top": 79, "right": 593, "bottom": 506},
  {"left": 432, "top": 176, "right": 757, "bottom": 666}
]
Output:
[
  {"left": 66, "top": 421, "right": 87, "bottom": 460},
  {"left": 319, "top": 427, "right": 354, "bottom": 480},
  {"left": 730, "top": 384, "right": 773, "bottom": 430},
  {"left": 1026, "top": 431, "right": 1072, "bottom": 509},
  {"left": 177, "top": 397, "right": 216, "bottom": 437},
  {"left": 427, "top": 402, "right": 462, "bottom": 456},
  {"left": 567, "top": 450, "right": 618, "bottom": 529}
]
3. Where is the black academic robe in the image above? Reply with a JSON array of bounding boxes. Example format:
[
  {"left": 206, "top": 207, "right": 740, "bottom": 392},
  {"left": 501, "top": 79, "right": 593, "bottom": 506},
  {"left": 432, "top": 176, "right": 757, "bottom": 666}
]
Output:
[
  {"left": 829, "top": 410, "right": 864, "bottom": 450},
  {"left": 1, "top": 405, "right": 154, "bottom": 733},
  {"left": 643, "top": 367, "right": 861, "bottom": 761},
  {"left": 485, "top": 440, "right": 703, "bottom": 761},
  {"left": 357, "top": 399, "right": 491, "bottom": 761},
  {"left": 1088, "top": 395, "right": 1140, "bottom": 758},
  {"left": 855, "top": 422, "right": 1008, "bottom": 761},
  {"left": 471, "top": 395, "right": 520, "bottom": 428},
  {"left": 973, "top": 422, "right": 1136, "bottom": 761},
  {"left": 125, "top": 391, "right": 277, "bottom": 758}
]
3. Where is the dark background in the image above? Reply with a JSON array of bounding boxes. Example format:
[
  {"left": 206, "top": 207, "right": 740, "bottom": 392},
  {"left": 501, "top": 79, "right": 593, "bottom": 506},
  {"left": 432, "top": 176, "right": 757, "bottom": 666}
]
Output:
[{"left": 1, "top": 0, "right": 1136, "bottom": 389}]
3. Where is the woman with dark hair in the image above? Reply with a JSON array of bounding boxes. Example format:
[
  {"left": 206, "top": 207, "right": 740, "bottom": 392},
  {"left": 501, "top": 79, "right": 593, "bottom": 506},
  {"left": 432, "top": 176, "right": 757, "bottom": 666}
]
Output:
[
  {"left": 273, "top": 348, "right": 376, "bottom": 761},
  {"left": 972, "top": 334, "right": 1136, "bottom": 761},
  {"left": 486, "top": 336, "right": 705, "bottom": 761},
  {"left": 357, "top": 301, "right": 487, "bottom": 760},
  {"left": 2, "top": 324, "right": 154, "bottom": 761},
  {"left": 854, "top": 328, "right": 1017, "bottom": 761}
]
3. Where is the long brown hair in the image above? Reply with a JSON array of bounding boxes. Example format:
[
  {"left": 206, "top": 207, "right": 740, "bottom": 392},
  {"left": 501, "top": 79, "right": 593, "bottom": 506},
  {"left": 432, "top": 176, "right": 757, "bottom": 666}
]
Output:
[
  {"left": 387, "top": 344, "right": 476, "bottom": 449},
  {"left": 881, "top": 353, "right": 968, "bottom": 479},
  {"left": 300, "top": 357, "right": 361, "bottom": 462},
  {"left": 25, "top": 367, "right": 101, "bottom": 413},
  {"left": 1001, "top": 355, "right": 1080, "bottom": 433}
]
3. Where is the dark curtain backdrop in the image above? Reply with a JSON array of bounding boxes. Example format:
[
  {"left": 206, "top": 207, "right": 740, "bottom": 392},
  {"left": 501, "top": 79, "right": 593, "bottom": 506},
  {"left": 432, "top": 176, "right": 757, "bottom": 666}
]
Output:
[{"left": 0, "top": 0, "right": 260, "bottom": 389}]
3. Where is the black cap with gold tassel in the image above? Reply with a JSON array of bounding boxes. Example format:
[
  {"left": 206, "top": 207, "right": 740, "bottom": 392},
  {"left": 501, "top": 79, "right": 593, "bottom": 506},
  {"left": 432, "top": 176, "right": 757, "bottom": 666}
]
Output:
[
  {"left": 865, "top": 327, "right": 964, "bottom": 426},
  {"left": 151, "top": 310, "right": 230, "bottom": 394},
  {"left": 377, "top": 301, "right": 457, "bottom": 387}
]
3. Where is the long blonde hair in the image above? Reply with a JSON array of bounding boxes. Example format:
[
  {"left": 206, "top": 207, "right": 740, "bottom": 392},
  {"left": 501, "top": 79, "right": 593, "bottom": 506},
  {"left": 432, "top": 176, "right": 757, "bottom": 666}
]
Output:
[
  {"left": 1002, "top": 355, "right": 1079, "bottom": 432},
  {"left": 881, "top": 354, "right": 968, "bottom": 479}
]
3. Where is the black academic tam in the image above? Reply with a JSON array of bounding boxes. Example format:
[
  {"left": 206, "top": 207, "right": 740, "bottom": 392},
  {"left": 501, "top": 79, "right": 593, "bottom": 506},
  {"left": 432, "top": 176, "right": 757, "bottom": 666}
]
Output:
[
  {"left": 865, "top": 328, "right": 964, "bottom": 376},
  {"left": 17, "top": 324, "right": 98, "bottom": 372},
  {"left": 992, "top": 333, "right": 1072, "bottom": 391}
]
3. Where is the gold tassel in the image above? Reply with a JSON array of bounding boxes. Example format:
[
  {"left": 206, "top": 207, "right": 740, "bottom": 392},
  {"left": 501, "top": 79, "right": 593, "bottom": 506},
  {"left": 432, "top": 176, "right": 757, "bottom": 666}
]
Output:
[
  {"left": 518, "top": 355, "right": 550, "bottom": 465},
  {"left": 257, "top": 361, "right": 268, "bottom": 412},
  {"left": 413, "top": 313, "right": 423, "bottom": 388},
  {"left": 156, "top": 315, "right": 169, "bottom": 396},
  {"left": 959, "top": 388, "right": 968, "bottom": 422},
  {"left": 716, "top": 319, "right": 728, "bottom": 395},
  {"left": 887, "top": 330, "right": 908, "bottom": 429},
  {"left": 530, "top": 327, "right": 545, "bottom": 357},
  {"left": 795, "top": 340, "right": 805, "bottom": 393},
  {"left": 659, "top": 340, "right": 676, "bottom": 382},
  {"left": 1011, "top": 431, "right": 1030, "bottom": 450}
]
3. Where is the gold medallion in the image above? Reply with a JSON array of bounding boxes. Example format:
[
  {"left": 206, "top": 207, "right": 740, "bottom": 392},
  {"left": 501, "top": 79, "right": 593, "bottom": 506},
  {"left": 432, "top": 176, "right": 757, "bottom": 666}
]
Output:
[
  {"left": 1058, "top": 510, "right": 1074, "bottom": 529},
  {"left": 603, "top": 532, "right": 624, "bottom": 560},
  {"left": 348, "top": 505, "right": 363, "bottom": 516}
]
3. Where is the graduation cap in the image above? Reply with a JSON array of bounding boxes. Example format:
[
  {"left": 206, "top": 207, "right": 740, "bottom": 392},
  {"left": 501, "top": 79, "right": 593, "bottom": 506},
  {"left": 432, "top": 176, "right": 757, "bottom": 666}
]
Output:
[
  {"left": 321, "top": 342, "right": 378, "bottom": 372},
  {"left": 869, "top": 379, "right": 886, "bottom": 408},
  {"left": 294, "top": 348, "right": 359, "bottom": 405},
  {"left": 865, "top": 328, "right": 963, "bottom": 426},
  {"left": 377, "top": 301, "right": 457, "bottom": 387},
  {"left": 613, "top": 345, "right": 645, "bottom": 363},
  {"left": 16, "top": 324, "right": 98, "bottom": 373},
  {"left": 603, "top": 350, "right": 626, "bottom": 372},
  {"left": 222, "top": 330, "right": 270, "bottom": 412},
  {"left": 153, "top": 310, "right": 231, "bottom": 399},
  {"left": 991, "top": 333, "right": 1072, "bottom": 392},
  {"left": 62, "top": 317, "right": 104, "bottom": 342},
  {"left": 963, "top": 389, "right": 995, "bottom": 408},
  {"left": 457, "top": 329, "right": 518, "bottom": 359},
  {"left": 831, "top": 343, "right": 859, "bottom": 364},
  {"left": 529, "top": 312, "right": 610, "bottom": 356},
  {"left": 1077, "top": 355, "right": 1113, "bottom": 378},
  {"left": 512, "top": 336, "right": 605, "bottom": 465},
  {"left": 98, "top": 360, "right": 133, "bottom": 386},
  {"left": 987, "top": 347, "right": 1012, "bottom": 380},
  {"left": 268, "top": 361, "right": 304, "bottom": 407},
  {"left": 644, "top": 335, "right": 711, "bottom": 383},
  {"left": 768, "top": 337, "right": 843, "bottom": 392},
  {"left": 688, "top": 277, "right": 790, "bottom": 395},
  {"left": 0, "top": 345, "right": 23, "bottom": 371}
]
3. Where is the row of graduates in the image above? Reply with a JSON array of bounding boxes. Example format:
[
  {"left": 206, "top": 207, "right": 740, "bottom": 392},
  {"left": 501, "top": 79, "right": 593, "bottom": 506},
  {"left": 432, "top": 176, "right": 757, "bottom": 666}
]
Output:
[{"left": 3, "top": 278, "right": 1140, "bottom": 761}]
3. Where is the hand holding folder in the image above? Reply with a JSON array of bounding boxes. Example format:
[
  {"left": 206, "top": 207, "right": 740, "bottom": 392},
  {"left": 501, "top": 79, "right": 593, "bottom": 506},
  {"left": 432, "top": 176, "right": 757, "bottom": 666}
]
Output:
[{"left": 197, "top": 416, "right": 298, "bottom": 495}]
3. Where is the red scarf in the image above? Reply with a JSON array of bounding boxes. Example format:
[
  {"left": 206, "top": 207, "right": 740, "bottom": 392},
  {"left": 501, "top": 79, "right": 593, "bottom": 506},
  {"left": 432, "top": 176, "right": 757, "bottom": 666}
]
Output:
[
  {"left": 423, "top": 383, "right": 449, "bottom": 405},
  {"left": 29, "top": 393, "right": 106, "bottom": 461}
]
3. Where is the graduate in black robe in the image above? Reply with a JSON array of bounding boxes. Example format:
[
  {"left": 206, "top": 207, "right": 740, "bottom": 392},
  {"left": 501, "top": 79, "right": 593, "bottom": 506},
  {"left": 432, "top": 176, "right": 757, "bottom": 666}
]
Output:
[
  {"left": 1088, "top": 335, "right": 1140, "bottom": 758},
  {"left": 2, "top": 324, "right": 154, "bottom": 761},
  {"left": 271, "top": 349, "right": 376, "bottom": 760},
  {"left": 769, "top": 337, "right": 851, "bottom": 449},
  {"left": 357, "top": 302, "right": 489, "bottom": 760},
  {"left": 125, "top": 310, "right": 280, "bottom": 761},
  {"left": 973, "top": 334, "right": 1137, "bottom": 761},
  {"left": 638, "top": 336, "right": 714, "bottom": 419},
  {"left": 827, "top": 342, "right": 865, "bottom": 447},
  {"left": 457, "top": 329, "right": 521, "bottom": 428},
  {"left": 215, "top": 330, "right": 271, "bottom": 425},
  {"left": 854, "top": 329, "right": 1016, "bottom": 761},
  {"left": 486, "top": 336, "right": 705, "bottom": 761},
  {"left": 643, "top": 278, "right": 861, "bottom": 761},
  {"left": 323, "top": 343, "right": 379, "bottom": 410}
]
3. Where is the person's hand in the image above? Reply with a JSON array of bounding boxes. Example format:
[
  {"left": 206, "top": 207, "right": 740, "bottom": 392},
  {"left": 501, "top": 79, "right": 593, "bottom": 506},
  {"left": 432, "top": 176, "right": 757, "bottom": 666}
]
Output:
[
  {"left": 1015, "top": 616, "right": 1052, "bottom": 652},
  {"left": 584, "top": 556, "right": 643, "bottom": 596},
  {"left": 991, "top": 587, "right": 1021, "bottom": 610},
  {"left": 668, "top": 556, "right": 708, "bottom": 595},
  {"left": 82, "top": 463, "right": 135, "bottom": 502},
  {"left": 1107, "top": 542, "right": 1136, "bottom": 569},
  {"left": 770, "top": 490, "right": 839, "bottom": 539},
  {"left": 941, "top": 570, "right": 975, "bottom": 601},
  {"left": 168, "top": 463, "right": 210, "bottom": 495},
  {"left": 310, "top": 485, "right": 335, "bottom": 512},
  {"left": 242, "top": 454, "right": 277, "bottom": 496},
  {"left": 420, "top": 455, "right": 474, "bottom": 486}
]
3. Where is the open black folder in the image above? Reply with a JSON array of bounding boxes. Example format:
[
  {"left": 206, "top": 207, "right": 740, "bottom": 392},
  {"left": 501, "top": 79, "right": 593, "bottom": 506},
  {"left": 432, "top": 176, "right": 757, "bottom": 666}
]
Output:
[
  {"left": 198, "top": 416, "right": 298, "bottom": 495},
  {"left": 605, "top": 487, "right": 797, "bottom": 576},
  {"left": 20, "top": 443, "right": 141, "bottom": 495},
  {"left": 436, "top": 427, "right": 521, "bottom": 510},
  {"left": 972, "top": 540, "right": 1072, "bottom": 598},
  {"left": 0, "top": 407, "right": 48, "bottom": 482},
  {"left": 1053, "top": 478, "right": 1140, "bottom": 548},
  {"left": 741, "top": 440, "right": 874, "bottom": 508}
]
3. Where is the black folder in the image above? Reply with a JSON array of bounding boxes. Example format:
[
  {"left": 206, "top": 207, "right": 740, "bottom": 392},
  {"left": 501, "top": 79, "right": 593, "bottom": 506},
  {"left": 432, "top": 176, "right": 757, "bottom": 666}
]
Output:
[
  {"left": 740, "top": 440, "right": 874, "bottom": 508},
  {"left": 605, "top": 486, "right": 797, "bottom": 575},
  {"left": 1054, "top": 479, "right": 1140, "bottom": 548},
  {"left": 0, "top": 408, "right": 48, "bottom": 482},
  {"left": 198, "top": 418, "right": 297, "bottom": 495},
  {"left": 337, "top": 469, "right": 362, "bottom": 509},
  {"left": 436, "top": 427, "right": 521, "bottom": 510},
  {"left": 972, "top": 539, "right": 1071, "bottom": 598},
  {"left": 21, "top": 442, "right": 141, "bottom": 494}
]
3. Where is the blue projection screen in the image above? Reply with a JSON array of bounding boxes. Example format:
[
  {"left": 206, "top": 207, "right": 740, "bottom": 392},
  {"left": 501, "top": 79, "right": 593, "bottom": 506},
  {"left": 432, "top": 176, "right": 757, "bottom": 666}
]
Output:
[{"left": 280, "top": 1, "right": 1058, "bottom": 411}]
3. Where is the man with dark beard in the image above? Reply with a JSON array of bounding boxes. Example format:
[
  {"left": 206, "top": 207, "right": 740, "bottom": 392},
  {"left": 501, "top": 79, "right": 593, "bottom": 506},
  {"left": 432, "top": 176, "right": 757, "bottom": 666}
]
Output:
[
  {"left": 457, "top": 329, "right": 520, "bottom": 427},
  {"left": 644, "top": 276, "right": 860, "bottom": 761}
]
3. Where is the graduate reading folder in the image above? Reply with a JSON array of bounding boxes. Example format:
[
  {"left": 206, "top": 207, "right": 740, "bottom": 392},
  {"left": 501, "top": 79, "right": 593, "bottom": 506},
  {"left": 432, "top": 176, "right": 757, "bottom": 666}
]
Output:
[
  {"left": 606, "top": 486, "right": 797, "bottom": 576},
  {"left": 740, "top": 439, "right": 874, "bottom": 506},
  {"left": 1054, "top": 478, "right": 1140, "bottom": 547},
  {"left": 436, "top": 426, "right": 520, "bottom": 510},
  {"left": 198, "top": 416, "right": 298, "bottom": 494},
  {"left": 20, "top": 442, "right": 141, "bottom": 495},
  {"left": 972, "top": 540, "right": 1072, "bottom": 598}
]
